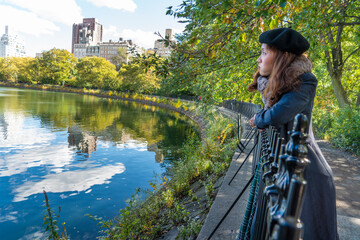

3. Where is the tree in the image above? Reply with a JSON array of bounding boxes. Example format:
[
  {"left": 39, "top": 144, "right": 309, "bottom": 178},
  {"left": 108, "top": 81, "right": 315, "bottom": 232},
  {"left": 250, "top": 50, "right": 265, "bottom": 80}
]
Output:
[
  {"left": 286, "top": 0, "right": 360, "bottom": 108},
  {"left": 38, "top": 48, "right": 77, "bottom": 85},
  {"left": 111, "top": 47, "right": 129, "bottom": 70},
  {"left": 75, "top": 56, "right": 120, "bottom": 90},
  {"left": 0, "top": 57, "right": 40, "bottom": 83},
  {"left": 118, "top": 54, "right": 163, "bottom": 94},
  {"left": 11, "top": 57, "right": 36, "bottom": 83},
  {"left": 0, "top": 57, "right": 13, "bottom": 81},
  {"left": 165, "top": 0, "right": 360, "bottom": 107}
]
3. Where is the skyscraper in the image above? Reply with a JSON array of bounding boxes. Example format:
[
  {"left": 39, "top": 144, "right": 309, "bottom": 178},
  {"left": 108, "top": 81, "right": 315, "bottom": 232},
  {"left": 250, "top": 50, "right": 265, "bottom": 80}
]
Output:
[
  {"left": 71, "top": 18, "right": 103, "bottom": 53},
  {"left": 0, "top": 26, "right": 26, "bottom": 58}
]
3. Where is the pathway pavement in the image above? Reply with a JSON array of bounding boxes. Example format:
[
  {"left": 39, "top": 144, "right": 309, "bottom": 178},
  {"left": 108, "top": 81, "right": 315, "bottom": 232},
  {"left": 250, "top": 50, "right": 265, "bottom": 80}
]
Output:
[
  {"left": 317, "top": 139, "right": 360, "bottom": 240},
  {"left": 198, "top": 132, "right": 360, "bottom": 239}
]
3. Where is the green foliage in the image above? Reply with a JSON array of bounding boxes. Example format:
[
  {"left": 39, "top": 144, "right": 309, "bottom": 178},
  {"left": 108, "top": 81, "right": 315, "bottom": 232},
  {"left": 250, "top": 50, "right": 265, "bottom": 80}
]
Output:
[
  {"left": 168, "top": 202, "right": 190, "bottom": 225},
  {"left": 118, "top": 54, "right": 163, "bottom": 94},
  {"left": 313, "top": 106, "right": 360, "bottom": 155},
  {"left": 328, "top": 107, "right": 360, "bottom": 154},
  {"left": 163, "top": 0, "right": 360, "bottom": 107},
  {"left": 0, "top": 57, "right": 36, "bottom": 83},
  {"left": 0, "top": 57, "right": 16, "bottom": 81},
  {"left": 178, "top": 218, "right": 202, "bottom": 240},
  {"left": 38, "top": 48, "right": 77, "bottom": 85},
  {"left": 0, "top": 57, "right": 34, "bottom": 82},
  {"left": 75, "top": 56, "right": 119, "bottom": 89}
]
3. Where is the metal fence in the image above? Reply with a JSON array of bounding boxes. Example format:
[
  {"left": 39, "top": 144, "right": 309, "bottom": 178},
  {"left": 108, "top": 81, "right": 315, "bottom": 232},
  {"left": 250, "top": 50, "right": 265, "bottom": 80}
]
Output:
[{"left": 221, "top": 100, "right": 310, "bottom": 240}]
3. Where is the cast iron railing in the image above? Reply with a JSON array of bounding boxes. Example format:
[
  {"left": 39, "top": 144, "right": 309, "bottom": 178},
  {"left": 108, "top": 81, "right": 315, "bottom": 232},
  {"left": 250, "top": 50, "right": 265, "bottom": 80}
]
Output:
[{"left": 221, "top": 100, "right": 310, "bottom": 240}]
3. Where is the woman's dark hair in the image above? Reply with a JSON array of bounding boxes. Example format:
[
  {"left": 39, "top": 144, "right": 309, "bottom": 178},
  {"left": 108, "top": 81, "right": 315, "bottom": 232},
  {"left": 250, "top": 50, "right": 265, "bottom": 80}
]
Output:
[{"left": 248, "top": 45, "right": 304, "bottom": 107}]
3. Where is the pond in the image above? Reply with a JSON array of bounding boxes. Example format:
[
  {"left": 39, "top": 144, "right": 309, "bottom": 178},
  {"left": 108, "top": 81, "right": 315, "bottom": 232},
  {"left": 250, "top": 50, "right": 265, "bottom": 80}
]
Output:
[{"left": 0, "top": 87, "right": 197, "bottom": 239}]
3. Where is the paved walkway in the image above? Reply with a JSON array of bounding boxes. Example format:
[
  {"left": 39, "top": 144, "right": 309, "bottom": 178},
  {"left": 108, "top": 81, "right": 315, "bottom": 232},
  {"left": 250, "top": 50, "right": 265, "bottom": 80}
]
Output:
[
  {"left": 198, "top": 132, "right": 360, "bottom": 239},
  {"left": 317, "top": 139, "right": 360, "bottom": 240}
]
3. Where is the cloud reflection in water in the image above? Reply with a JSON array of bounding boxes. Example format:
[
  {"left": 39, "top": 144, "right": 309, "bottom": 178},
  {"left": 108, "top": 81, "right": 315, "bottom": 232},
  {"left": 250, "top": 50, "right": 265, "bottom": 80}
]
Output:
[{"left": 12, "top": 163, "right": 126, "bottom": 202}]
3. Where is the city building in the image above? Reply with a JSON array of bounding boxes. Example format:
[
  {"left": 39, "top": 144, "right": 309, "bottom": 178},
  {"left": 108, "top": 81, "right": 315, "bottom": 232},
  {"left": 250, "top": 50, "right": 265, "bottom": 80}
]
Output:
[
  {"left": 71, "top": 18, "right": 103, "bottom": 54},
  {"left": 153, "top": 29, "right": 175, "bottom": 58},
  {"left": 0, "top": 26, "right": 26, "bottom": 58},
  {"left": 99, "top": 39, "right": 132, "bottom": 62},
  {"left": 73, "top": 38, "right": 143, "bottom": 65},
  {"left": 72, "top": 18, "right": 144, "bottom": 65}
]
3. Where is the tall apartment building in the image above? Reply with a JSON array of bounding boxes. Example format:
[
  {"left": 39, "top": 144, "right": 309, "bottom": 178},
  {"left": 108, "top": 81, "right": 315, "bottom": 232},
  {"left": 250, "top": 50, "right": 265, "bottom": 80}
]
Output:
[
  {"left": 71, "top": 18, "right": 103, "bottom": 53},
  {"left": 153, "top": 29, "right": 174, "bottom": 58},
  {"left": 0, "top": 26, "right": 26, "bottom": 58}
]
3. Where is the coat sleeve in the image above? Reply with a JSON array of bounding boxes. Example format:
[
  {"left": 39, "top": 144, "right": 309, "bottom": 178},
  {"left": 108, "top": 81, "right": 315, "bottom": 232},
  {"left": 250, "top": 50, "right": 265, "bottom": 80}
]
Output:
[{"left": 254, "top": 78, "right": 317, "bottom": 129}]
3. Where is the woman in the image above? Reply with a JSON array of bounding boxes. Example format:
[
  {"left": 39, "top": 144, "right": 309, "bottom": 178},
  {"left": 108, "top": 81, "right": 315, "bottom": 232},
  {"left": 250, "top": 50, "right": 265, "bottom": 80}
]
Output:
[{"left": 249, "top": 28, "right": 338, "bottom": 240}]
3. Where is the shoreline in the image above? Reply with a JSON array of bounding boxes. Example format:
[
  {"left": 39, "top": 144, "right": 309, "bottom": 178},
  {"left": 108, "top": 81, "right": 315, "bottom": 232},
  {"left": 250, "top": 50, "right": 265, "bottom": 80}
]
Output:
[
  {"left": 0, "top": 81, "right": 238, "bottom": 239},
  {"left": 0, "top": 82, "right": 207, "bottom": 140}
]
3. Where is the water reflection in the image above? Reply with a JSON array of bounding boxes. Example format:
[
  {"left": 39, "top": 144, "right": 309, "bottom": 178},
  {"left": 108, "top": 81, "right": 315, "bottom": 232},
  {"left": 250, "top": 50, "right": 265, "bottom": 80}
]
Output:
[
  {"left": 0, "top": 87, "right": 197, "bottom": 239},
  {"left": 13, "top": 163, "right": 126, "bottom": 202},
  {"left": 68, "top": 125, "right": 97, "bottom": 155}
]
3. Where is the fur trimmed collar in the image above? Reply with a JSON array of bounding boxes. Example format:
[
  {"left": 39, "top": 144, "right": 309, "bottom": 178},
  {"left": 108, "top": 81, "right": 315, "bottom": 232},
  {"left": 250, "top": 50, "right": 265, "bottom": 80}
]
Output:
[{"left": 285, "top": 55, "right": 313, "bottom": 82}]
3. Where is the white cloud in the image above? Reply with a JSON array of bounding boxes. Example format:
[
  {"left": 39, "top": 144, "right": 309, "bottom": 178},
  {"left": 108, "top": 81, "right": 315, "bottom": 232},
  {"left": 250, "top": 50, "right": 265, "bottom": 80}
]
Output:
[
  {"left": 2, "top": 0, "right": 83, "bottom": 25},
  {"left": 0, "top": 111, "right": 73, "bottom": 177},
  {"left": 0, "top": 211, "right": 18, "bottom": 223},
  {"left": 12, "top": 163, "right": 126, "bottom": 202},
  {"left": 103, "top": 25, "right": 158, "bottom": 49},
  {"left": 0, "top": 144, "right": 74, "bottom": 177},
  {"left": 0, "top": 5, "right": 60, "bottom": 37},
  {"left": 86, "top": 0, "right": 137, "bottom": 12},
  {"left": 103, "top": 25, "right": 120, "bottom": 40},
  {"left": 122, "top": 29, "right": 158, "bottom": 49},
  {"left": 0, "top": 111, "right": 55, "bottom": 151},
  {"left": 116, "top": 139, "right": 148, "bottom": 151}
]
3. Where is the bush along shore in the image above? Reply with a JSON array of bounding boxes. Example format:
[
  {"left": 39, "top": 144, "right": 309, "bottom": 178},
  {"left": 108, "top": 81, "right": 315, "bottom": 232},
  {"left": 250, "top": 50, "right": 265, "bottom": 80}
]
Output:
[{"left": 1, "top": 81, "right": 238, "bottom": 239}]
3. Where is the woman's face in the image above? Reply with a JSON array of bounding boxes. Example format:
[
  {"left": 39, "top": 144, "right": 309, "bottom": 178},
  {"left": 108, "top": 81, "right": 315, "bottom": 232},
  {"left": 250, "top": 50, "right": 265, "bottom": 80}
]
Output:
[{"left": 257, "top": 44, "right": 274, "bottom": 76}]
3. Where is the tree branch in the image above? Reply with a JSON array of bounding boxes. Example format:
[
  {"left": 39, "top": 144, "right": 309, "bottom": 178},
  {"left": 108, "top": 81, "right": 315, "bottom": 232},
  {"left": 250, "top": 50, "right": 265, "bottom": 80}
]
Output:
[
  {"left": 320, "top": 31, "right": 334, "bottom": 76},
  {"left": 334, "top": 22, "right": 360, "bottom": 26},
  {"left": 342, "top": 46, "right": 360, "bottom": 67},
  {"left": 345, "top": 15, "right": 360, "bottom": 19}
]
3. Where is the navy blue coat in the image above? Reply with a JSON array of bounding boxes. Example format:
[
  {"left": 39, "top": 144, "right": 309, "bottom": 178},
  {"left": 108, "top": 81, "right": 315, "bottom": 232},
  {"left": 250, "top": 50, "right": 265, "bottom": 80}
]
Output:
[{"left": 254, "top": 73, "right": 339, "bottom": 240}]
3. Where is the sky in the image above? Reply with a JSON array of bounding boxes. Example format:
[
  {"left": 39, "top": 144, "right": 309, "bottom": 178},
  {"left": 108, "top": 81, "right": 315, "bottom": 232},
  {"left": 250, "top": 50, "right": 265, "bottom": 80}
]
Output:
[{"left": 0, "top": 0, "right": 186, "bottom": 57}]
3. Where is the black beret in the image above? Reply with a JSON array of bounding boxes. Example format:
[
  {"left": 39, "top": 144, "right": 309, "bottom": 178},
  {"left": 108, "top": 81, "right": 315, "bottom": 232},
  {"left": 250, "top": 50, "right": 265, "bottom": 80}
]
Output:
[{"left": 259, "top": 28, "right": 310, "bottom": 55}]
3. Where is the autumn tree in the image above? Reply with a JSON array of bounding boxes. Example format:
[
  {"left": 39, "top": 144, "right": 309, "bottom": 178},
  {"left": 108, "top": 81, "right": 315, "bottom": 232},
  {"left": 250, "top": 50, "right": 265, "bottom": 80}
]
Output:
[
  {"left": 119, "top": 54, "right": 163, "bottom": 94},
  {"left": 38, "top": 48, "right": 77, "bottom": 85},
  {"left": 75, "top": 56, "right": 120, "bottom": 90}
]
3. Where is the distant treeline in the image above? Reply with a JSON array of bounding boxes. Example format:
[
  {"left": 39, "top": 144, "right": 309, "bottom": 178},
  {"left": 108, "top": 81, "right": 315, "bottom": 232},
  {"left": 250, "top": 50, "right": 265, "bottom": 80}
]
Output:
[{"left": 0, "top": 48, "right": 165, "bottom": 95}]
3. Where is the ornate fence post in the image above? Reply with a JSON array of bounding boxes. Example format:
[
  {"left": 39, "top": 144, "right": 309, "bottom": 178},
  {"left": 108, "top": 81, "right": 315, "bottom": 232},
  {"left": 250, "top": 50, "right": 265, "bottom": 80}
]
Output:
[{"left": 269, "top": 114, "right": 310, "bottom": 240}]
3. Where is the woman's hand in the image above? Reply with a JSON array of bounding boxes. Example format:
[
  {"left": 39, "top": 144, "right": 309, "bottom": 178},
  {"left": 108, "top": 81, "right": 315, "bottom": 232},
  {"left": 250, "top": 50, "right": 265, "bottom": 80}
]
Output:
[{"left": 250, "top": 114, "right": 256, "bottom": 128}]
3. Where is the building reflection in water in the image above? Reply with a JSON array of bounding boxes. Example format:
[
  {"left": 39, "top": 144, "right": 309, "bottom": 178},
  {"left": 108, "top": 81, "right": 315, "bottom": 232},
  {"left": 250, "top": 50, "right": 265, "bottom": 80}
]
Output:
[
  {"left": 67, "top": 125, "right": 164, "bottom": 163},
  {"left": 68, "top": 125, "right": 97, "bottom": 155},
  {"left": 147, "top": 143, "right": 164, "bottom": 163}
]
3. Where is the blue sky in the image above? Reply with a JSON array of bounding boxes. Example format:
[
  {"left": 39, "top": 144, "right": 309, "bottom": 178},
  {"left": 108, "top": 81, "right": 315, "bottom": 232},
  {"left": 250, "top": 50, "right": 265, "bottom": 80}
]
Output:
[{"left": 0, "top": 0, "right": 185, "bottom": 57}]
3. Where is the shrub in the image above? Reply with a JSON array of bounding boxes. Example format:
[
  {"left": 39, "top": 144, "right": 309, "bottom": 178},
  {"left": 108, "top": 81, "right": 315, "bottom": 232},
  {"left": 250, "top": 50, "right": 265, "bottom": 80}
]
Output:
[
  {"left": 313, "top": 106, "right": 360, "bottom": 155},
  {"left": 328, "top": 107, "right": 360, "bottom": 155}
]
